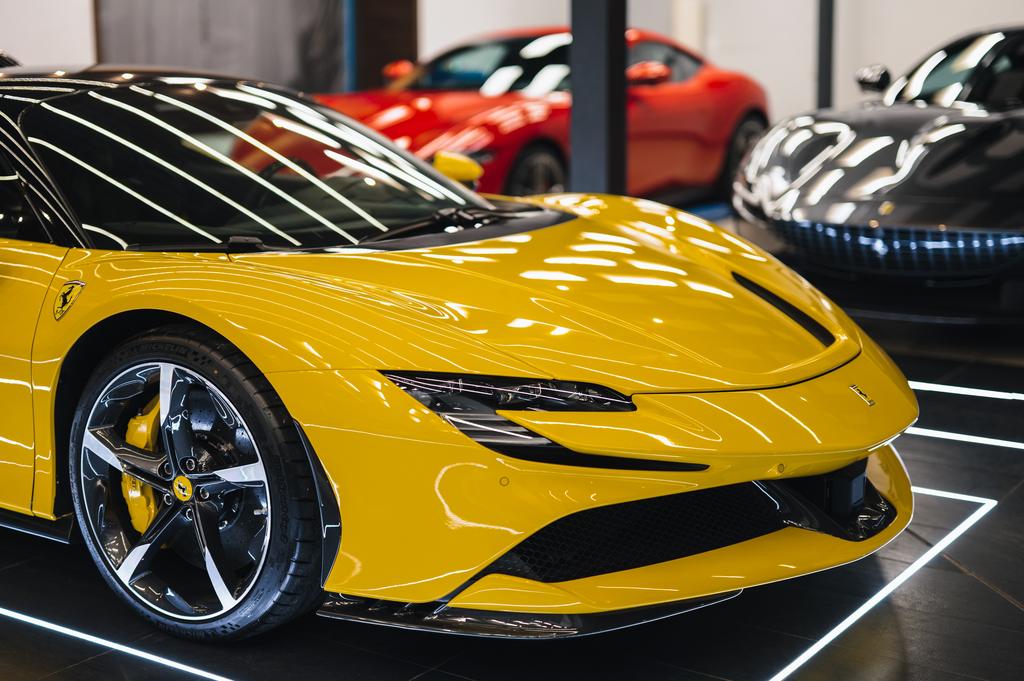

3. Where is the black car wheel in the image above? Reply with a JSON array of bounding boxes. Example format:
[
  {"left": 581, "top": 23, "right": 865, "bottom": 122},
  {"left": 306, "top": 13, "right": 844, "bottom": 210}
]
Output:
[
  {"left": 69, "top": 325, "right": 322, "bottom": 640},
  {"left": 717, "top": 114, "right": 767, "bottom": 198},
  {"left": 504, "top": 145, "right": 567, "bottom": 196}
]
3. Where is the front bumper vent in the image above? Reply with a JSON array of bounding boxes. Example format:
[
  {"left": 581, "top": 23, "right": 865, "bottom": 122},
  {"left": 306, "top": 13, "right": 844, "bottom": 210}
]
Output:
[
  {"left": 483, "top": 463, "right": 897, "bottom": 583},
  {"left": 486, "top": 482, "right": 786, "bottom": 583},
  {"left": 732, "top": 272, "right": 835, "bottom": 347}
]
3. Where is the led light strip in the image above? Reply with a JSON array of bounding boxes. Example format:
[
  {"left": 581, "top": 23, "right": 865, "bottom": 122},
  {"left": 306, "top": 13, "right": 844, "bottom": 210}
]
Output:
[
  {"left": 0, "top": 605, "right": 233, "bottom": 681},
  {"left": 906, "top": 426, "right": 1024, "bottom": 451},
  {"left": 906, "top": 380, "right": 1024, "bottom": 450},
  {"left": 909, "top": 380, "right": 1024, "bottom": 402},
  {"left": 768, "top": 485, "right": 997, "bottom": 681}
]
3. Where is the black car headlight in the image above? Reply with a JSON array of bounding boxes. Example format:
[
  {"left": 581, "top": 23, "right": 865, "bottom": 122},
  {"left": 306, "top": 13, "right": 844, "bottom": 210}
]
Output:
[{"left": 381, "top": 372, "right": 634, "bottom": 449}]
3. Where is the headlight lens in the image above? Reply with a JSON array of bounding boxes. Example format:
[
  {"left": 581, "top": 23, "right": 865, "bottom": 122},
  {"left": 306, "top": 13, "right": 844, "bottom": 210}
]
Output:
[
  {"left": 382, "top": 372, "right": 632, "bottom": 448},
  {"left": 381, "top": 372, "right": 708, "bottom": 472},
  {"left": 381, "top": 372, "right": 634, "bottom": 413}
]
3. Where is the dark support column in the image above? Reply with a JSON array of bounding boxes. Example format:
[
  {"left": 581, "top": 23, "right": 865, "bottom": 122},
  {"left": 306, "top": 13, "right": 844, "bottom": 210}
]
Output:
[
  {"left": 816, "top": 0, "right": 835, "bottom": 108},
  {"left": 569, "top": 0, "right": 627, "bottom": 194},
  {"left": 347, "top": 0, "right": 418, "bottom": 91},
  {"left": 342, "top": 0, "right": 358, "bottom": 91}
]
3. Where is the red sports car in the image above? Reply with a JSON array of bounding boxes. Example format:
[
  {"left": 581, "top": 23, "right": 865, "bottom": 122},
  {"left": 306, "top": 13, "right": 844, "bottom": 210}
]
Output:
[{"left": 316, "top": 27, "right": 768, "bottom": 199}]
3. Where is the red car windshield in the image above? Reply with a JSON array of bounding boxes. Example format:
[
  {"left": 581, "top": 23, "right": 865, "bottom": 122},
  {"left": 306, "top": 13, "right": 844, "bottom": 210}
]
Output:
[{"left": 402, "top": 34, "right": 572, "bottom": 96}]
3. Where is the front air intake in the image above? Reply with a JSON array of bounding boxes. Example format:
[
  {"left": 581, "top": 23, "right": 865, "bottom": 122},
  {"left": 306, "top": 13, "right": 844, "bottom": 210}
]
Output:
[
  {"left": 732, "top": 272, "right": 835, "bottom": 347},
  {"left": 480, "top": 467, "right": 896, "bottom": 584},
  {"left": 484, "top": 482, "right": 786, "bottom": 583}
]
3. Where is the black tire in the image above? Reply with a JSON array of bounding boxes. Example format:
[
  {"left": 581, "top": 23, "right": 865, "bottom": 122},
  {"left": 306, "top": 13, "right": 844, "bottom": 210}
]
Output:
[
  {"left": 504, "top": 144, "right": 567, "bottom": 196},
  {"left": 715, "top": 114, "right": 767, "bottom": 199},
  {"left": 69, "top": 324, "right": 323, "bottom": 640}
]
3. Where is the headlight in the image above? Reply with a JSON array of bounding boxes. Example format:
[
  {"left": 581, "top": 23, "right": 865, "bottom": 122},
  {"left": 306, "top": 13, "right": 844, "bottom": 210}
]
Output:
[
  {"left": 382, "top": 372, "right": 632, "bottom": 451},
  {"left": 382, "top": 372, "right": 634, "bottom": 413},
  {"left": 381, "top": 372, "right": 705, "bottom": 472}
]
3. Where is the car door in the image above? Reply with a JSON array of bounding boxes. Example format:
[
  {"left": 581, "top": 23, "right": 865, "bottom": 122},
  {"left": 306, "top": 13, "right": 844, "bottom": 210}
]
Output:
[
  {"left": 0, "top": 145, "right": 69, "bottom": 514},
  {"left": 627, "top": 40, "right": 713, "bottom": 196}
]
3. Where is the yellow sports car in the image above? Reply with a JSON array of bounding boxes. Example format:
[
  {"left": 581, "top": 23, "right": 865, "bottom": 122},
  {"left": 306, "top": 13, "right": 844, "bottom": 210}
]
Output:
[{"left": 0, "top": 65, "right": 917, "bottom": 641}]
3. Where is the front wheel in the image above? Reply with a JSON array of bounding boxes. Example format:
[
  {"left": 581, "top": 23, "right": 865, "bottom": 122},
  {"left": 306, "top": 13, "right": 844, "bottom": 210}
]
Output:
[
  {"left": 716, "top": 114, "right": 767, "bottom": 199},
  {"left": 69, "top": 325, "right": 323, "bottom": 640},
  {"left": 504, "top": 145, "right": 567, "bottom": 196}
]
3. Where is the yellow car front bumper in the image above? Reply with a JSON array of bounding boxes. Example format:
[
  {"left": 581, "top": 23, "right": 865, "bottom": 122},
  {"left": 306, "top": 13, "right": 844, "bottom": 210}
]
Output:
[
  {"left": 445, "top": 444, "right": 910, "bottom": 615},
  {"left": 268, "top": 332, "right": 915, "bottom": 624}
]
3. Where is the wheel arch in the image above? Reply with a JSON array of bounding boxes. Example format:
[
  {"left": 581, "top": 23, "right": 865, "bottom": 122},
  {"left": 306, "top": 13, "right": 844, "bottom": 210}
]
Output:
[
  {"left": 47, "top": 308, "right": 340, "bottom": 588},
  {"left": 711, "top": 107, "right": 770, "bottom": 194},
  {"left": 740, "top": 107, "right": 769, "bottom": 128},
  {"left": 502, "top": 136, "right": 569, "bottom": 195},
  {"left": 514, "top": 136, "right": 568, "bottom": 170},
  {"left": 524, "top": 136, "right": 568, "bottom": 166},
  {"left": 49, "top": 309, "right": 226, "bottom": 517}
]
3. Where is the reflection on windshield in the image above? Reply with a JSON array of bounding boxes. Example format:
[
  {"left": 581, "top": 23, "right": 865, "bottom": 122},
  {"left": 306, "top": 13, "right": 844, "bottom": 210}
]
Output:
[
  {"left": 23, "top": 79, "right": 491, "bottom": 249},
  {"left": 887, "top": 32, "right": 1007, "bottom": 107},
  {"left": 395, "top": 34, "right": 572, "bottom": 97}
]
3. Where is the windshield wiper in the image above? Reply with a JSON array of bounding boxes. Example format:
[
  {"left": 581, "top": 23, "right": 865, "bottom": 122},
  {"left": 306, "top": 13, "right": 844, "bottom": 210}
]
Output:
[
  {"left": 359, "top": 207, "right": 507, "bottom": 245},
  {"left": 125, "top": 236, "right": 286, "bottom": 253}
]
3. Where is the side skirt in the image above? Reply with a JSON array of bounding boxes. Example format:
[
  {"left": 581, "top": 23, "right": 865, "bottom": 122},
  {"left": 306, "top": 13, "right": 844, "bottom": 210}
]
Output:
[
  {"left": 317, "top": 590, "right": 741, "bottom": 639},
  {"left": 0, "top": 508, "right": 76, "bottom": 544}
]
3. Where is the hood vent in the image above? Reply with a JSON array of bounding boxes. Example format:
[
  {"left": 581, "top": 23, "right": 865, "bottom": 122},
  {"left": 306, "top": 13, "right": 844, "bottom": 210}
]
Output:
[{"left": 732, "top": 272, "right": 835, "bottom": 347}]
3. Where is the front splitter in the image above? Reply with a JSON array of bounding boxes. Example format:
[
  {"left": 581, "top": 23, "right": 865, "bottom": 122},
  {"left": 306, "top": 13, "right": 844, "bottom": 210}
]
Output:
[{"left": 316, "top": 590, "right": 741, "bottom": 639}]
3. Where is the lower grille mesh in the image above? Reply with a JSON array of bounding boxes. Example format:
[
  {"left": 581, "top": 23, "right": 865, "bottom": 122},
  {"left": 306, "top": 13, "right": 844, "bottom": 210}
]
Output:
[
  {"left": 487, "top": 483, "right": 786, "bottom": 583},
  {"left": 769, "top": 220, "right": 1024, "bottom": 275}
]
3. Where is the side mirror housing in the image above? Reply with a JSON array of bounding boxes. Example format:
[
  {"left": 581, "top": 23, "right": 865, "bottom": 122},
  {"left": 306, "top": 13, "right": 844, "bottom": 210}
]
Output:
[
  {"left": 382, "top": 59, "right": 415, "bottom": 82},
  {"left": 856, "top": 64, "right": 891, "bottom": 93},
  {"left": 432, "top": 150, "right": 484, "bottom": 186},
  {"left": 626, "top": 61, "right": 671, "bottom": 87}
]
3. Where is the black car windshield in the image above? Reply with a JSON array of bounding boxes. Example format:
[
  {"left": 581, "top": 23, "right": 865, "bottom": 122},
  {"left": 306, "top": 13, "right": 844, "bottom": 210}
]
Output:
[
  {"left": 888, "top": 31, "right": 1010, "bottom": 107},
  {"left": 399, "top": 33, "right": 572, "bottom": 96},
  {"left": 21, "top": 79, "right": 494, "bottom": 250}
]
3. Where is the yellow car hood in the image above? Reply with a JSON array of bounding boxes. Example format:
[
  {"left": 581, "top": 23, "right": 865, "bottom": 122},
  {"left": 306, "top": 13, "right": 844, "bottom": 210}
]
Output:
[{"left": 234, "top": 195, "right": 858, "bottom": 394}]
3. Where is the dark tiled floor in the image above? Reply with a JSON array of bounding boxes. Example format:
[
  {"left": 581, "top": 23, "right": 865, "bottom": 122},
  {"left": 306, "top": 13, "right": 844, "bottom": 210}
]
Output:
[{"left": 2, "top": 322, "right": 1023, "bottom": 680}]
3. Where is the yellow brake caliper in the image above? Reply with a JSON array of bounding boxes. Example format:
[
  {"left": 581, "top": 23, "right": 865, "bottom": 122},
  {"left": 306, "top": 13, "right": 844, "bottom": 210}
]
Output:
[{"left": 122, "top": 395, "right": 161, "bottom": 533}]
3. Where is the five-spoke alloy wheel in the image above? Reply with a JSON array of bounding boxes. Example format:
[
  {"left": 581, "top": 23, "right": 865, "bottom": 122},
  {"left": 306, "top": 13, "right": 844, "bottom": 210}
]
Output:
[{"left": 70, "top": 326, "right": 322, "bottom": 640}]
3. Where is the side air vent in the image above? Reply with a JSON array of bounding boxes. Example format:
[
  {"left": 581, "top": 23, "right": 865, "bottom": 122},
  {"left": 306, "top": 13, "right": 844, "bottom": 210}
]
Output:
[{"left": 732, "top": 272, "right": 835, "bottom": 347}]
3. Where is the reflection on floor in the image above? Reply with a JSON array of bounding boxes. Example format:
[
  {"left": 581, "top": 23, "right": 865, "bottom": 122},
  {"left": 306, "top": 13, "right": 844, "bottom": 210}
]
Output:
[{"left": 2, "top": 216, "right": 1023, "bottom": 681}]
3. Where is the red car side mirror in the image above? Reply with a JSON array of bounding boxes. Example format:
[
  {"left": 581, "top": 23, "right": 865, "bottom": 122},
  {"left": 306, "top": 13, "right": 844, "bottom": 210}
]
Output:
[
  {"left": 382, "top": 59, "right": 415, "bottom": 82},
  {"left": 626, "top": 61, "right": 671, "bottom": 87}
]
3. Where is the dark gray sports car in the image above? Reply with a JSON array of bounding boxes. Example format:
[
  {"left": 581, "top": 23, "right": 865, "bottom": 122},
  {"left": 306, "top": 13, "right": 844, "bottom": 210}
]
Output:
[{"left": 734, "top": 28, "right": 1024, "bottom": 322}]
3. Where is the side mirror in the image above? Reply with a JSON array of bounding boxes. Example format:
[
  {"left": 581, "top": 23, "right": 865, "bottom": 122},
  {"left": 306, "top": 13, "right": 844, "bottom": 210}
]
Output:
[
  {"left": 382, "top": 59, "right": 415, "bottom": 82},
  {"left": 432, "top": 150, "right": 483, "bottom": 186},
  {"left": 856, "top": 64, "right": 891, "bottom": 93},
  {"left": 626, "top": 61, "right": 671, "bottom": 87}
]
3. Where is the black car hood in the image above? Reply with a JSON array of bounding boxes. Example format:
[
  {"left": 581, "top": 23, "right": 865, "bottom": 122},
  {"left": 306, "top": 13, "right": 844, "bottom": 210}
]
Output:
[{"left": 737, "top": 101, "right": 1024, "bottom": 231}]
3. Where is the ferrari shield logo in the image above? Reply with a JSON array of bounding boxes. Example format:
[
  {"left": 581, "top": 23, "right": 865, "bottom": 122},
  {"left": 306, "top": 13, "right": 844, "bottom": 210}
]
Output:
[
  {"left": 173, "top": 476, "right": 194, "bottom": 502},
  {"left": 849, "top": 384, "right": 876, "bottom": 407},
  {"left": 54, "top": 281, "right": 85, "bottom": 321}
]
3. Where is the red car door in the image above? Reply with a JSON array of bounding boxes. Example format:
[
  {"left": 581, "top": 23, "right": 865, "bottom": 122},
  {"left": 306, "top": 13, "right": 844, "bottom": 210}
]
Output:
[{"left": 627, "top": 40, "right": 715, "bottom": 196}]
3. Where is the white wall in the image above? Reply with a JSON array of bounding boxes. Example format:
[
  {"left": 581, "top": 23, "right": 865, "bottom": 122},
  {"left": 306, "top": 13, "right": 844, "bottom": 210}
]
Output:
[
  {"left": 418, "top": 0, "right": 565, "bottom": 59},
  {"left": 834, "top": 0, "right": 1024, "bottom": 110},
  {"left": 703, "top": 0, "right": 817, "bottom": 120},
  {"left": 418, "top": 0, "right": 683, "bottom": 60},
  {"left": 0, "top": 0, "right": 97, "bottom": 66}
]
